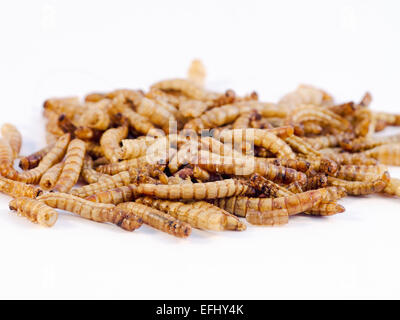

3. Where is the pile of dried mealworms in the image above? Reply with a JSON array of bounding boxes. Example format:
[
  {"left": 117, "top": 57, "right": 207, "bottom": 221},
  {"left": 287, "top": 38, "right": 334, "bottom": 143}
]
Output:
[{"left": 1, "top": 60, "right": 399, "bottom": 238}]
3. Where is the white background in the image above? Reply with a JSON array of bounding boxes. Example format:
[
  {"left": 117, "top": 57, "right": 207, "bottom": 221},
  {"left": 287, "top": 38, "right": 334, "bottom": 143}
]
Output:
[{"left": 0, "top": 0, "right": 400, "bottom": 299}]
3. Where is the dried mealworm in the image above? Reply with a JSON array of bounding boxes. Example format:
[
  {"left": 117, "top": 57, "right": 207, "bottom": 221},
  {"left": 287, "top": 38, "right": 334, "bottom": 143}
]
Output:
[
  {"left": 302, "top": 121, "right": 323, "bottom": 135},
  {"left": 151, "top": 78, "right": 210, "bottom": 101},
  {"left": 306, "top": 201, "right": 345, "bottom": 216},
  {"left": 341, "top": 134, "right": 400, "bottom": 152},
  {"left": 1, "top": 123, "right": 22, "bottom": 158},
  {"left": 184, "top": 104, "right": 241, "bottom": 132},
  {"left": 85, "top": 185, "right": 138, "bottom": 205},
  {"left": 137, "top": 197, "right": 245, "bottom": 231},
  {"left": 136, "top": 98, "right": 176, "bottom": 132},
  {"left": 79, "top": 100, "right": 111, "bottom": 130},
  {"left": 197, "top": 151, "right": 307, "bottom": 184},
  {"left": 118, "top": 137, "right": 155, "bottom": 160},
  {"left": 137, "top": 179, "right": 254, "bottom": 200},
  {"left": 327, "top": 176, "right": 387, "bottom": 195},
  {"left": 43, "top": 97, "right": 82, "bottom": 119},
  {"left": 321, "top": 151, "right": 378, "bottom": 166},
  {"left": 219, "top": 129, "right": 296, "bottom": 159},
  {"left": 187, "top": 59, "right": 206, "bottom": 87},
  {"left": 84, "top": 92, "right": 106, "bottom": 103},
  {"left": 0, "top": 138, "right": 19, "bottom": 179},
  {"left": 178, "top": 99, "right": 210, "bottom": 118},
  {"left": 362, "top": 144, "right": 400, "bottom": 166},
  {"left": 19, "top": 145, "right": 54, "bottom": 170},
  {"left": 0, "top": 176, "right": 43, "bottom": 198},
  {"left": 383, "top": 178, "right": 400, "bottom": 197},
  {"left": 100, "top": 125, "right": 128, "bottom": 163},
  {"left": 284, "top": 135, "right": 321, "bottom": 157},
  {"left": 39, "top": 161, "right": 64, "bottom": 190},
  {"left": 117, "top": 202, "right": 192, "bottom": 238},
  {"left": 70, "top": 171, "right": 131, "bottom": 198},
  {"left": 305, "top": 133, "right": 354, "bottom": 150},
  {"left": 278, "top": 84, "right": 333, "bottom": 111},
  {"left": 95, "top": 157, "right": 159, "bottom": 175},
  {"left": 17, "top": 133, "right": 71, "bottom": 184},
  {"left": 37, "top": 193, "right": 142, "bottom": 231},
  {"left": 264, "top": 158, "right": 311, "bottom": 172},
  {"left": 9, "top": 197, "right": 58, "bottom": 227},
  {"left": 374, "top": 112, "right": 400, "bottom": 126},
  {"left": 52, "top": 139, "right": 86, "bottom": 193},
  {"left": 110, "top": 95, "right": 158, "bottom": 135},
  {"left": 249, "top": 174, "right": 293, "bottom": 197},
  {"left": 289, "top": 105, "right": 351, "bottom": 131},
  {"left": 245, "top": 188, "right": 327, "bottom": 225},
  {"left": 336, "top": 164, "right": 389, "bottom": 182},
  {"left": 213, "top": 188, "right": 327, "bottom": 219},
  {"left": 232, "top": 110, "right": 259, "bottom": 129},
  {"left": 302, "top": 156, "right": 339, "bottom": 175}
]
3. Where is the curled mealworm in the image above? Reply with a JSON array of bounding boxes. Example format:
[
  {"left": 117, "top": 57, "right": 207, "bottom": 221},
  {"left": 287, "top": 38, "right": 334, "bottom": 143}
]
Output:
[
  {"left": 117, "top": 202, "right": 192, "bottom": 238},
  {"left": 1, "top": 123, "right": 22, "bottom": 158},
  {"left": 52, "top": 138, "right": 86, "bottom": 193},
  {"left": 0, "top": 176, "right": 43, "bottom": 198},
  {"left": 9, "top": 197, "right": 58, "bottom": 227},
  {"left": 137, "top": 179, "right": 254, "bottom": 200},
  {"left": 70, "top": 171, "right": 131, "bottom": 198},
  {"left": 100, "top": 125, "right": 128, "bottom": 163},
  {"left": 37, "top": 193, "right": 142, "bottom": 231}
]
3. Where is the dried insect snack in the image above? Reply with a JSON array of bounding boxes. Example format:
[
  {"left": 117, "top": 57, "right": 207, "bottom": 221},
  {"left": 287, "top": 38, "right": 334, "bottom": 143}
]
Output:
[
  {"left": 37, "top": 193, "right": 142, "bottom": 231},
  {"left": 117, "top": 202, "right": 192, "bottom": 238},
  {"left": 51, "top": 138, "right": 86, "bottom": 193},
  {"left": 9, "top": 197, "right": 58, "bottom": 227},
  {"left": 1, "top": 123, "right": 22, "bottom": 158}
]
